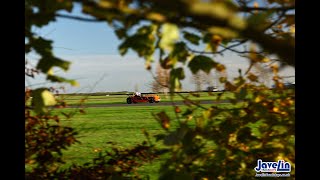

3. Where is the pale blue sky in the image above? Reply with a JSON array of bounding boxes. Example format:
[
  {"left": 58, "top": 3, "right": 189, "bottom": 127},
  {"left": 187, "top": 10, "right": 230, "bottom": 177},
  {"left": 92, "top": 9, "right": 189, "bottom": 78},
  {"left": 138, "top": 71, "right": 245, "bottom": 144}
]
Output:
[{"left": 25, "top": 3, "right": 294, "bottom": 93}]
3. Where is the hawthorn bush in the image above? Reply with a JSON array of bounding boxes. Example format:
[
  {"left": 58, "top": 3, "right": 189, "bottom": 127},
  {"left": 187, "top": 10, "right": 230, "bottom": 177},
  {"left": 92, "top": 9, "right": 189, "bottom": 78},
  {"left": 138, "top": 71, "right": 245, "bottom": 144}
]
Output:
[{"left": 25, "top": 0, "right": 295, "bottom": 179}]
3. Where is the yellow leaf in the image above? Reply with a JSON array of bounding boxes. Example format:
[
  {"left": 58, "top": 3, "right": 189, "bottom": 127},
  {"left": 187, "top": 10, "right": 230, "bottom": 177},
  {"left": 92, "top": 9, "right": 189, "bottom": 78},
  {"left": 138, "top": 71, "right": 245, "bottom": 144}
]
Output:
[
  {"left": 156, "top": 111, "right": 171, "bottom": 130},
  {"left": 216, "top": 64, "right": 226, "bottom": 72},
  {"left": 47, "top": 68, "right": 54, "bottom": 75},
  {"left": 261, "top": 57, "right": 270, "bottom": 63},
  {"left": 70, "top": 80, "right": 79, "bottom": 87},
  {"left": 255, "top": 96, "right": 263, "bottom": 103},
  {"left": 163, "top": 122, "right": 170, "bottom": 129},
  {"left": 190, "top": 2, "right": 233, "bottom": 20},
  {"left": 98, "top": 1, "right": 113, "bottom": 8},
  {"left": 159, "top": 23, "right": 179, "bottom": 51},
  {"left": 208, "top": 27, "right": 238, "bottom": 39},
  {"left": 271, "top": 64, "right": 279, "bottom": 74},
  {"left": 290, "top": 25, "right": 295, "bottom": 34},
  {"left": 41, "top": 90, "right": 56, "bottom": 106},
  {"left": 147, "top": 12, "right": 166, "bottom": 22},
  {"left": 248, "top": 73, "right": 258, "bottom": 82},
  {"left": 212, "top": 35, "right": 222, "bottom": 44}
]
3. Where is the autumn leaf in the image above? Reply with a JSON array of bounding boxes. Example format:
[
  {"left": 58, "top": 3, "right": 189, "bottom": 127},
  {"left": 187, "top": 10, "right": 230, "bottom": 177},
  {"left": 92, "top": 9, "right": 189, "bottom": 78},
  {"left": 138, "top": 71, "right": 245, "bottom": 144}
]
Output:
[
  {"left": 247, "top": 73, "right": 258, "bottom": 82},
  {"left": 159, "top": 23, "right": 179, "bottom": 51},
  {"left": 156, "top": 111, "right": 171, "bottom": 130},
  {"left": 175, "top": 106, "right": 181, "bottom": 113}
]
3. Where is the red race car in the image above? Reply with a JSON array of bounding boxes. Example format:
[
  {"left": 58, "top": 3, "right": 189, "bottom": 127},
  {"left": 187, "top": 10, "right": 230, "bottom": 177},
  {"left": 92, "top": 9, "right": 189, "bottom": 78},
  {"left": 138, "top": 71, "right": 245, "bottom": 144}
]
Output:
[{"left": 126, "top": 92, "right": 161, "bottom": 104}]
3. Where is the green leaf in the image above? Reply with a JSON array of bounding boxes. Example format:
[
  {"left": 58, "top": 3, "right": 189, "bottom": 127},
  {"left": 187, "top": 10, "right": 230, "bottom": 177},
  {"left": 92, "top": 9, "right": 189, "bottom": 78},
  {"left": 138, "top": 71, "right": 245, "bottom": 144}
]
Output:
[
  {"left": 31, "top": 37, "right": 53, "bottom": 57},
  {"left": 160, "top": 57, "right": 175, "bottom": 69},
  {"left": 203, "top": 107, "right": 215, "bottom": 120},
  {"left": 188, "top": 55, "right": 217, "bottom": 74},
  {"left": 183, "top": 31, "right": 201, "bottom": 45},
  {"left": 208, "top": 27, "right": 238, "bottom": 39},
  {"left": 172, "top": 172, "right": 193, "bottom": 180},
  {"left": 202, "top": 33, "right": 212, "bottom": 43},
  {"left": 159, "top": 23, "right": 179, "bottom": 51},
  {"left": 37, "top": 57, "right": 70, "bottom": 74},
  {"left": 31, "top": 88, "right": 57, "bottom": 114},
  {"left": 115, "top": 28, "right": 127, "bottom": 39},
  {"left": 154, "top": 134, "right": 166, "bottom": 142},
  {"left": 118, "top": 42, "right": 128, "bottom": 56},
  {"left": 237, "top": 87, "right": 247, "bottom": 99},
  {"left": 170, "top": 42, "right": 189, "bottom": 63},
  {"left": 169, "top": 68, "right": 185, "bottom": 92},
  {"left": 247, "top": 11, "right": 274, "bottom": 30},
  {"left": 164, "top": 131, "right": 180, "bottom": 146},
  {"left": 47, "top": 75, "right": 79, "bottom": 86},
  {"left": 246, "top": 120, "right": 265, "bottom": 139},
  {"left": 171, "top": 68, "right": 185, "bottom": 80},
  {"left": 182, "top": 109, "right": 193, "bottom": 116},
  {"left": 189, "top": 2, "right": 235, "bottom": 20},
  {"left": 118, "top": 25, "right": 156, "bottom": 58}
]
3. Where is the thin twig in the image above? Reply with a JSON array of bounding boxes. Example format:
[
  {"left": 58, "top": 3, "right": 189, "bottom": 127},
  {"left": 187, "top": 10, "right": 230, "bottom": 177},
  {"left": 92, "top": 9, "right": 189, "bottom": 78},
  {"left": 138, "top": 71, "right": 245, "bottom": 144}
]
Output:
[
  {"left": 56, "top": 13, "right": 105, "bottom": 22},
  {"left": 176, "top": 93, "right": 208, "bottom": 110},
  {"left": 240, "top": 6, "right": 295, "bottom": 12}
]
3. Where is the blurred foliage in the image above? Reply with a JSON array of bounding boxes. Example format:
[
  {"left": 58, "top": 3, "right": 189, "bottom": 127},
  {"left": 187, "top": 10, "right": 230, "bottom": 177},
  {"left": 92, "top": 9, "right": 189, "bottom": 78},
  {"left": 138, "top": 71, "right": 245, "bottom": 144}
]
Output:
[
  {"left": 25, "top": 0, "right": 294, "bottom": 179},
  {"left": 25, "top": 88, "right": 79, "bottom": 178},
  {"left": 25, "top": 89, "right": 158, "bottom": 179},
  {"left": 155, "top": 75, "right": 295, "bottom": 179}
]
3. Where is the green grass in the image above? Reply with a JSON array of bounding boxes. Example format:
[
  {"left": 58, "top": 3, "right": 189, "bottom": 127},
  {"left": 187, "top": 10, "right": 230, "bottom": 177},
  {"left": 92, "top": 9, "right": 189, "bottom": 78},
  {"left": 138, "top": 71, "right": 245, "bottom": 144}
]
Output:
[
  {"left": 57, "top": 106, "right": 181, "bottom": 178},
  {"left": 26, "top": 89, "right": 294, "bottom": 178},
  {"left": 56, "top": 89, "right": 294, "bottom": 106},
  {"left": 27, "top": 89, "right": 294, "bottom": 106},
  {"left": 52, "top": 103, "right": 240, "bottom": 179},
  {"left": 57, "top": 92, "right": 236, "bottom": 106}
]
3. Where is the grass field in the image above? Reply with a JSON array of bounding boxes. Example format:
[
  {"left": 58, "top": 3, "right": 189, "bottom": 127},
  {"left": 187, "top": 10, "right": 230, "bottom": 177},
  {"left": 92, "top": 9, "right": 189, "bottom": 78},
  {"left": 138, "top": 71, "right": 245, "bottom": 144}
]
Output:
[
  {"left": 55, "top": 89, "right": 294, "bottom": 106},
  {"left": 26, "top": 89, "right": 293, "bottom": 178},
  {"left": 26, "top": 91, "right": 233, "bottom": 106},
  {"left": 57, "top": 91, "right": 236, "bottom": 106},
  {"left": 53, "top": 103, "right": 240, "bottom": 179},
  {"left": 27, "top": 89, "right": 293, "bottom": 106},
  {"left": 57, "top": 106, "right": 178, "bottom": 178}
]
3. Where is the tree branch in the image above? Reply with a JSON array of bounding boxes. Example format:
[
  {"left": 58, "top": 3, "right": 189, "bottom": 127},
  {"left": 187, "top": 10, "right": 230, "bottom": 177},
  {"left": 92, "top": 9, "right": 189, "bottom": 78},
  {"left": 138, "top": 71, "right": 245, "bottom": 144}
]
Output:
[
  {"left": 176, "top": 93, "right": 208, "bottom": 110},
  {"left": 56, "top": 13, "right": 105, "bottom": 22},
  {"left": 219, "top": 44, "right": 264, "bottom": 54},
  {"left": 217, "top": 40, "right": 248, "bottom": 54},
  {"left": 263, "top": 11, "right": 286, "bottom": 32},
  {"left": 240, "top": 6, "right": 295, "bottom": 12},
  {"left": 186, "top": 46, "right": 222, "bottom": 55}
]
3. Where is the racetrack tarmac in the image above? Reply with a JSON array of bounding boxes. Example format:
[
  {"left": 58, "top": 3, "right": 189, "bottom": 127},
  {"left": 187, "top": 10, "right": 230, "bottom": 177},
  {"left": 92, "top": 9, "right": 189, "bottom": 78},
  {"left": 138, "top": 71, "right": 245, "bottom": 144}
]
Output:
[{"left": 64, "top": 100, "right": 233, "bottom": 108}]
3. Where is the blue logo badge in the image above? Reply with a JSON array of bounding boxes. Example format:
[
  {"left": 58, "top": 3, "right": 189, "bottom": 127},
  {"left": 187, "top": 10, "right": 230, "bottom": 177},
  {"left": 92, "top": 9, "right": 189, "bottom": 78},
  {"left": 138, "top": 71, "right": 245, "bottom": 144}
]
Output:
[{"left": 254, "top": 159, "right": 291, "bottom": 173}]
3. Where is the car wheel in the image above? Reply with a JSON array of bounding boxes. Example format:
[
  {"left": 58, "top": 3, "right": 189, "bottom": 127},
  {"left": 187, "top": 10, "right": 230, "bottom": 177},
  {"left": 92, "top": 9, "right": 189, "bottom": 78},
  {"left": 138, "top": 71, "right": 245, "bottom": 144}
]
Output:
[
  {"left": 127, "top": 98, "right": 132, "bottom": 104},
  {"left": 149, "top": 98, "right": 155, "bottom": 103}
]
